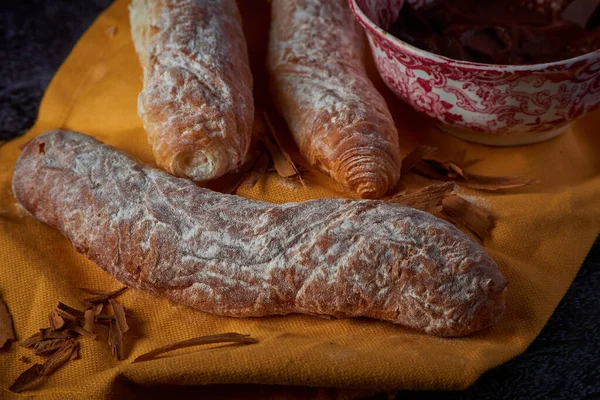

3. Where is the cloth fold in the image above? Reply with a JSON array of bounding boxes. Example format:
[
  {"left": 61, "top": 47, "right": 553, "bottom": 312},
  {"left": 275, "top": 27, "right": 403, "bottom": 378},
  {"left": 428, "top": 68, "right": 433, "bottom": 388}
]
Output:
[{"left": 0, "top": 0, "right": 598, "bottom": 398}]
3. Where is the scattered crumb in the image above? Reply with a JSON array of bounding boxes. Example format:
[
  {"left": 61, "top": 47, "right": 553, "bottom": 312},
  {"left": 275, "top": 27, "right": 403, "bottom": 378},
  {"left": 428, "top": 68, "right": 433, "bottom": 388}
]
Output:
[{"left": 105, "top": 26, "right": 118, "bottom": 38}]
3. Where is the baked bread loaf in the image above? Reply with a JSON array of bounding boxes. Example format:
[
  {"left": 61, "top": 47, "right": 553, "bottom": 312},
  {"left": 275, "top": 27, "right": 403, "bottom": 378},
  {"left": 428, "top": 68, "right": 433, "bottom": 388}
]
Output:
[
  {"left": 268, "top": 0, "right": 402, "bottom": 199},
  {"left": 13, "top": 130, "right": 507, "bottom": 337},
  {"left": 129, "top": 0, "right": 254, "bottom": 182}
]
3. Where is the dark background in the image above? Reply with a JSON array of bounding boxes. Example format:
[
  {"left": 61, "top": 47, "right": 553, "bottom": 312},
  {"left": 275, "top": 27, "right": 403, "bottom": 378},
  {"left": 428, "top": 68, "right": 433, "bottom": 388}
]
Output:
[{"left": 1, "top": 1, "right": 599, "bottom": 399}]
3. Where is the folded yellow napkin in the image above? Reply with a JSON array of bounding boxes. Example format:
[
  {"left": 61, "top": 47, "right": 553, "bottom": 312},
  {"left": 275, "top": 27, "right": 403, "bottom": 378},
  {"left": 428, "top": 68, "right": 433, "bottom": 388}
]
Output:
[{"left": 1, "top": 0, "right": 599, "bottom": 398}]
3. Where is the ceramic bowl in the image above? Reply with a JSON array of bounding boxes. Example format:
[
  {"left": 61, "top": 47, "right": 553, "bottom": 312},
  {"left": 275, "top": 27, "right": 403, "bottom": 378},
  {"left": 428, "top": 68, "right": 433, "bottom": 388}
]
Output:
[{"left": 349, "top": 0, "right": 600, "bottom": 146}]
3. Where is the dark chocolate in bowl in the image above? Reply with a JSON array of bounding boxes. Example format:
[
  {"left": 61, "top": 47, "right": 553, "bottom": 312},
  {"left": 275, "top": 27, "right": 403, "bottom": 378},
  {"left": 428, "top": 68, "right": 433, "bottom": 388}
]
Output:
[
  {"left": 387, "top": 0, "right": 600, "bottom": 66},
  {"left": 350, "top": 0, "right": 600, "bottom": 146}
]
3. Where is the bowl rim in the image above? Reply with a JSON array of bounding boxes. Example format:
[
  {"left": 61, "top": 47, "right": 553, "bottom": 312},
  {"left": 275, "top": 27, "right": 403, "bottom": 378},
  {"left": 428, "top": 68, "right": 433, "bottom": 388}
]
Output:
[{"left": 348, "top": 0, "right": 600, "bottom": 72}]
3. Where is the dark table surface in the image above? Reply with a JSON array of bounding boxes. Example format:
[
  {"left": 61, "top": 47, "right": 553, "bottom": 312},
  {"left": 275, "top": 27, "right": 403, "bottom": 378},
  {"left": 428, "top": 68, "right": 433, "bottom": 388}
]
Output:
[{"left": 1, "top": 1, "right": 599, "bottom": 399}]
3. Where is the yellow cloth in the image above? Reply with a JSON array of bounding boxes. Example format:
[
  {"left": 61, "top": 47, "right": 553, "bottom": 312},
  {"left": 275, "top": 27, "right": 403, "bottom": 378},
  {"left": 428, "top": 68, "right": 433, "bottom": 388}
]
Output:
[{"left": 1, "top": 0, "right": 599, "bottom": 398}]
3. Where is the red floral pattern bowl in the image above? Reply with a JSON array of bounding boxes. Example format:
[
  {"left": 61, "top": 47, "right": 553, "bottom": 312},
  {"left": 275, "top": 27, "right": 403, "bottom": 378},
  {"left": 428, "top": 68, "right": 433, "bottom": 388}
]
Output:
[{"left": 349, "top": 0, "right": 600, "bottom": 146}]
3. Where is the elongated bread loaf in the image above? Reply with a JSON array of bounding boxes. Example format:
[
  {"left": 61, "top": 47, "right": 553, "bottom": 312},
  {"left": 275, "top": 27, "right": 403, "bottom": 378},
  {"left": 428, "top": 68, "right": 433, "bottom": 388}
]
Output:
[
  {"left": 268, "top": 0, "right": 402, "bottom": 199},
  {"left": 13, "top": 130, "right": 507, "bottom": 337},
  {"left": 129, "top": 0, "right": 254, "bottom": 182}
]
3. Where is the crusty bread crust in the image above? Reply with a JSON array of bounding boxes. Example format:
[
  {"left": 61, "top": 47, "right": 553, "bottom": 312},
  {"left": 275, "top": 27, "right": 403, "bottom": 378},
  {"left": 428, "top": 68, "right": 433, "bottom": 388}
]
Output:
[
  {"left": 130, "top": 0, "right": 254, "bottom": 182},
  {"left": 13, "top": 130, "right": 506, "bottom": 337},
  {"left": 268, "top": 0, "right": 402, "bottom": 199}
]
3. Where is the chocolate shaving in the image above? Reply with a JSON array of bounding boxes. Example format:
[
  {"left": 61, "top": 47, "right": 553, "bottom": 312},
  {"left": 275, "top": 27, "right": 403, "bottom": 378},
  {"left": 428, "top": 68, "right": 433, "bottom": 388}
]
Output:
[
  {"left": 261, "top": 113, "right": 305, "bottom": 186},
  {"left": 20, "top": 332, "right": 42, "bottom": 348},
  {"left": 83, "top": 310, "right": 95, "bottom": 334},
  {"left": 133, "top": 332, "right": 259, "bottom": 363},
  {"left": 0, "top": 294, "right": 16, "bottom": 349},
  {"left": 70, "top": 325, "right": 97, "bottom": 340},
  {"left": 19, "top": 355, "right": 31, "bottom": 364},
  {"left": 48, "top": 310, "right": 65, "bottom": 330},
  {"left": 260, "top": 135, "right": 297, "bottom": 178},
  {"left": 108, "top": 319, "right": 125, "bottom": 360},
  {"left": 70, "top": 342, "right": 81, "bottom": 360},
  {"left": 422, "top": 159, "right": 463, "bottom": 179},
  {"left": 109, "top": 299, "right": 129, "bottom": 333},
  {"left": 387, "top": 182, "right": 495, "bottom": 240},
  {"left": 40, "top": 328, "right": 73, "bottom": 340},
  {"left": 242, "top": 151, "right": 271, "bottom": 188},
  {"left": 388, "top": 183, "right": 455, "bottom": 213},
  {"left": 93, "top": 303, "right": 104, "bottom": 317},
  {"left": 12, "top": 338, "right": 77, "bottom": 393},
  {"left": 57, "top": 302, "right": 85, "bottom": 318},
  {"left": 406, "top": 154, "right": 538, "bottom": 191},
  {"left": 95, "top": 315, "right": 116, "bottom": 322},
  {"left": 401, "top": 145, "right": 438, "bottom": 175},
  {"left": 55, "top": 309, "right": 77, "bottom": 322},
  {"left": 458, "top": 173, "right": 539, "bottom": 191},
  {"left": 8, "top": 363, "right": 43, "bottom": 393},
  {"left": 40, "top": 340, "right": 75, "bottom": 375},
  {"left": 34, "top": 338, "right": 69, "bottom": 355},
  {"left": 82, "top": 286, "right": 128, "bottom": 304},
  {"left": 414, "top": 161, "right": 452, "bottom": 181},
  {"left": 11, "top": 286, "right": 137, "bottom": 393},
  {"left": 442, "top": 194, "right": 494, "bottom": 241},
  {"left": 442, "top": 161, "right": 466, "bottom": 179}
]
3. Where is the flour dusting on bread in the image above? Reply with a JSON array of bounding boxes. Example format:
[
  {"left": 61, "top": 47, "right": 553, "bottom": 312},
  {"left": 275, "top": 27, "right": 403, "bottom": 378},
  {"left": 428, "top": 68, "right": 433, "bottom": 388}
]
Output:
[{"left": 130, "top": 0, "right": 254, "bottom": 182}]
